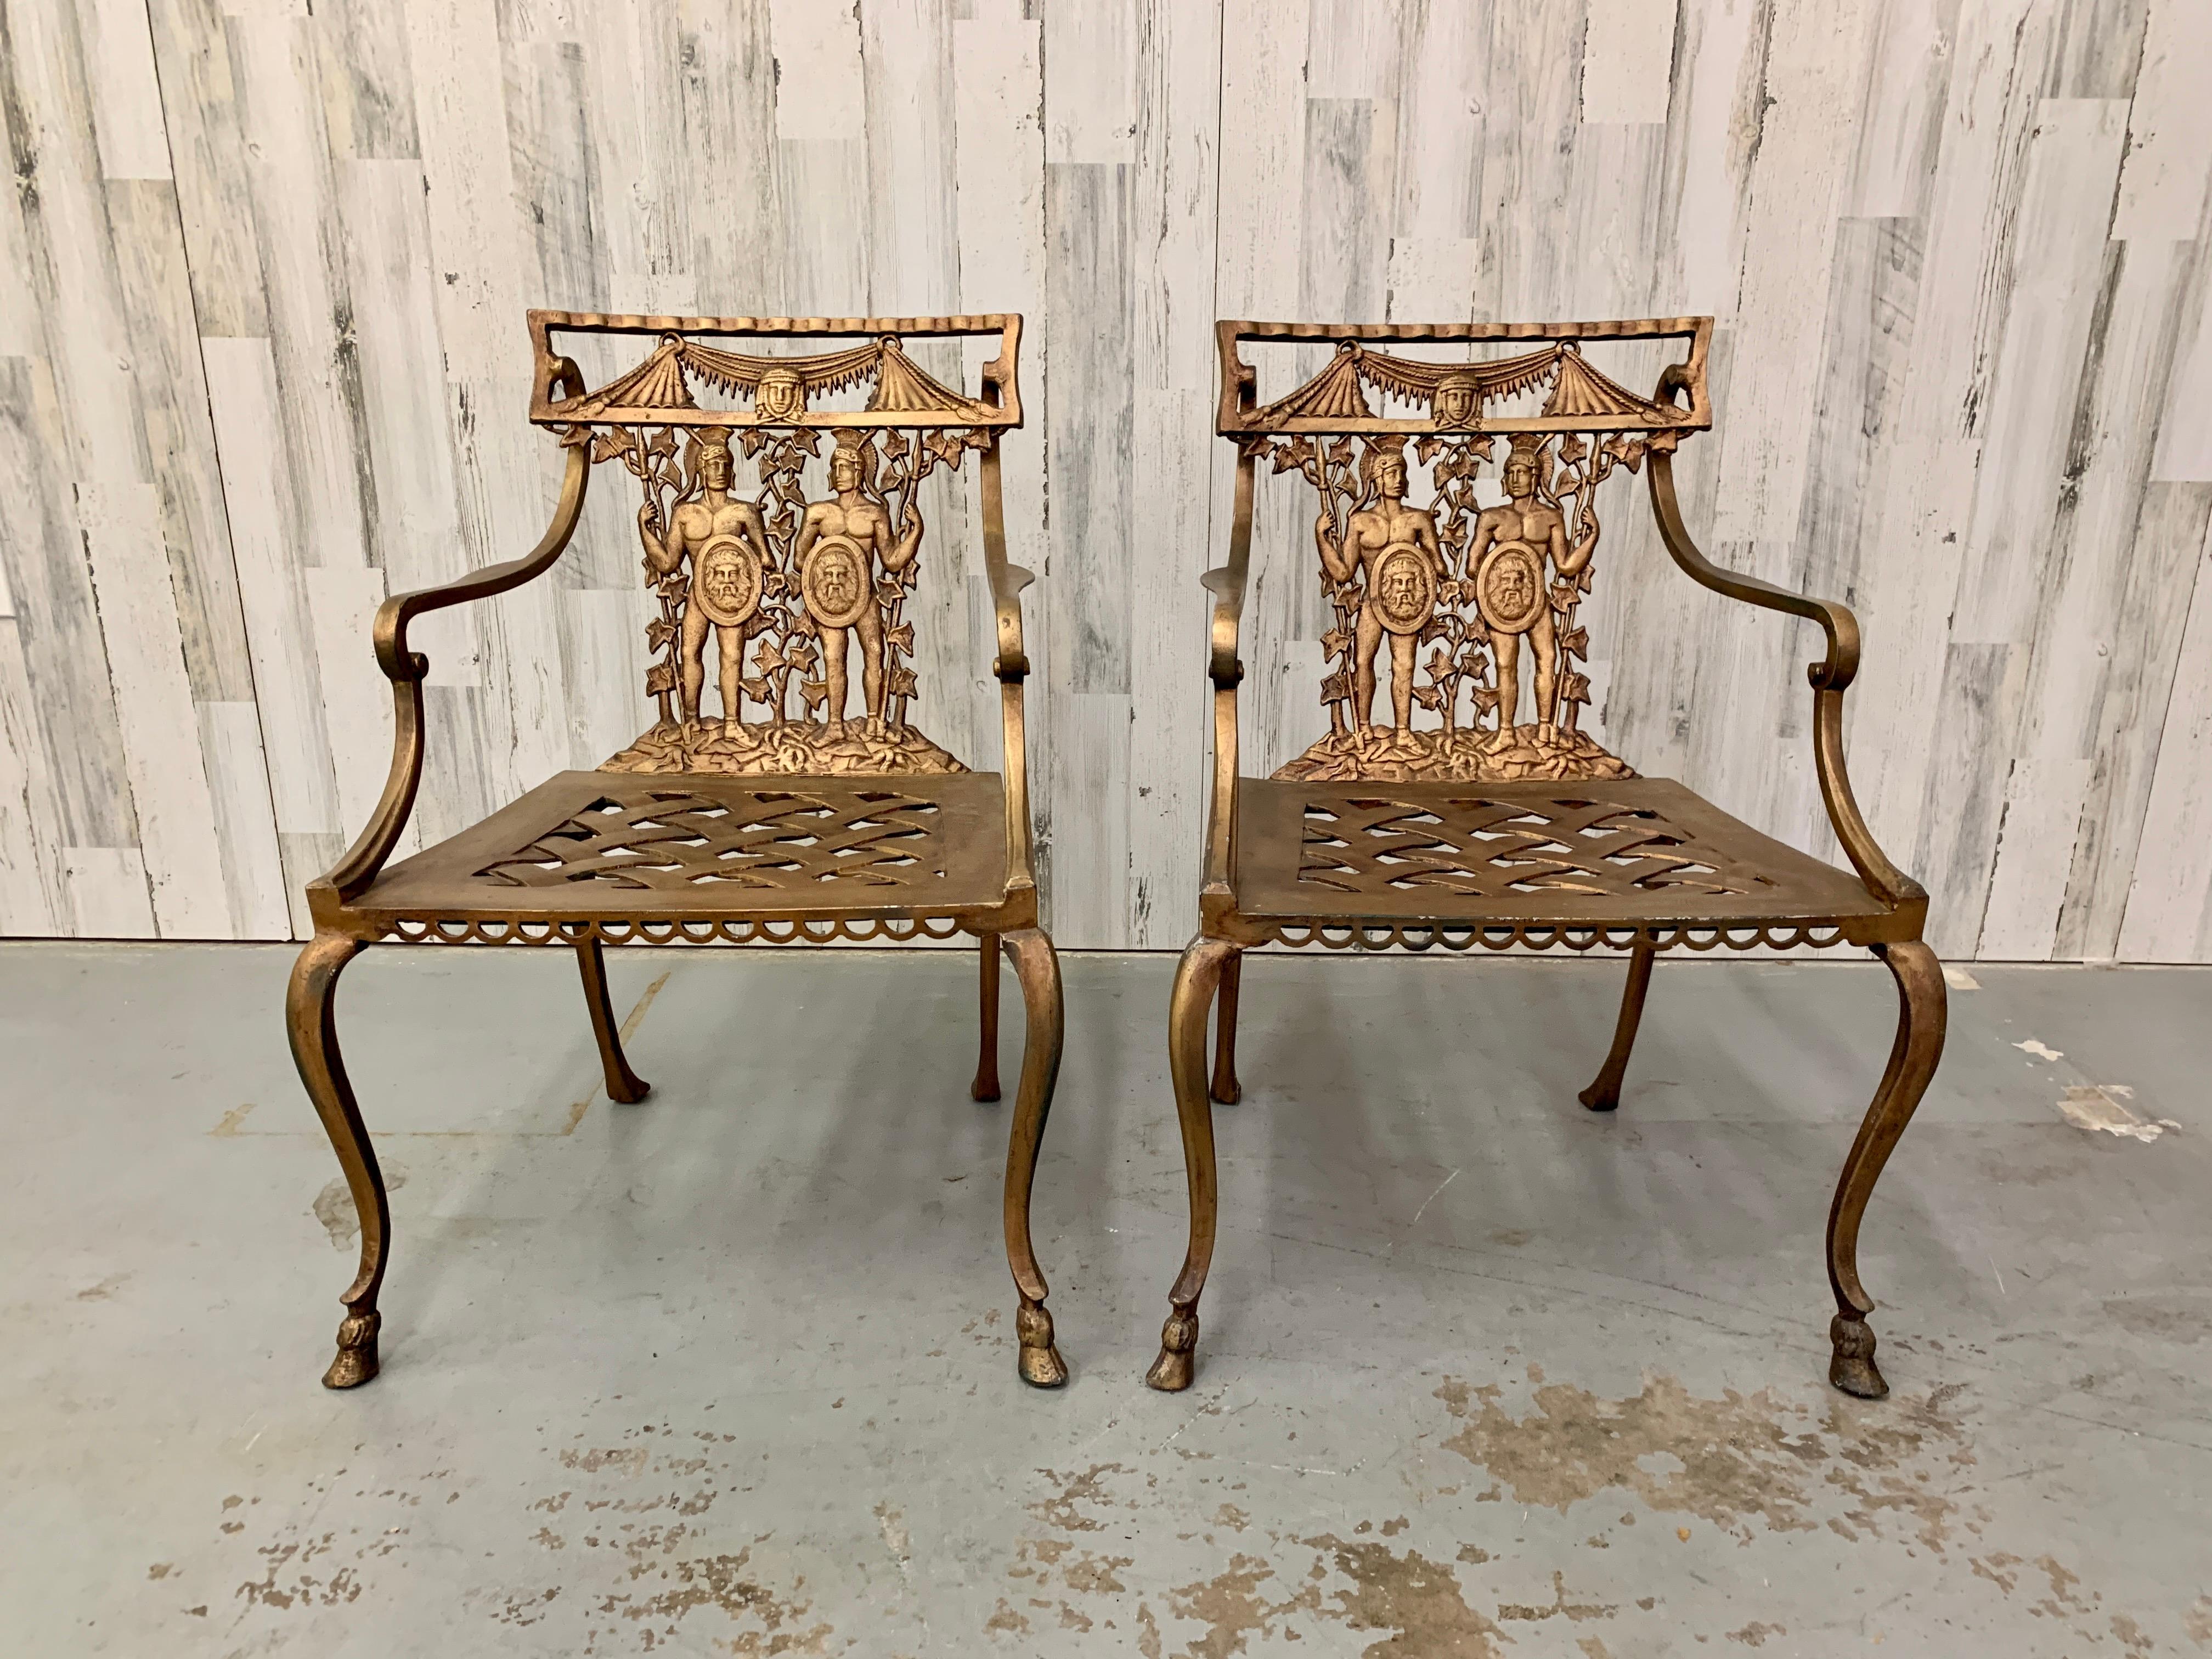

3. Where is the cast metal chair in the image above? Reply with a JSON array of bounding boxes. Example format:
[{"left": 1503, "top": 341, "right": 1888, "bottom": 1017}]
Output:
[
  {"left": 1146, "top": 317, "right": 1945, "bottom": 1400},
  {"left": 288, "top": 311, "right": 1066, "bottom": 1391}
]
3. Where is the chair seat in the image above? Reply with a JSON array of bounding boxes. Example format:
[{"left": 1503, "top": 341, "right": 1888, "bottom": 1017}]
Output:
[
  {"left": 345, "top": 769, "right": 1011, "bottom": 942},
  {"left": 1231, "top": 776, "right": 1899, "bottom": 944}
]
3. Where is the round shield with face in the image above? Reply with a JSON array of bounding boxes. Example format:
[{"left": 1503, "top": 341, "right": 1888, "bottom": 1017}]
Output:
[
  {"left": 692, "top": 534, "right": 763, "bottom": 627},
  {"left": 802, "top": 534, "right": 872, "bottom": 629},
  {"left": 1372, "top": 543, "right": 1437, "bottom": 637},
  {"left": 1475, "top": 539, "right": 1547, "bottom": 635}
]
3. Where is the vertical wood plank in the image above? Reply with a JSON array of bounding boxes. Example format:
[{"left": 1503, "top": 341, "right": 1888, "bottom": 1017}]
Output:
[
  {"left": 2115, "top": 511, "right": 2212, "bottom": 960},
  {"left": 1850, "top": 0, "right": 2058, "bottom": 939},
  {"left": 952, "top": 0, "right": 1050, "bottom": 904},
  {"left": 197, "top": 699, "right": 291, "bottom": 938},
  {"left": 1581, "top": 0, "right": 1678, "bottom": 123},
  {"left": 771, "top": 0, "right": 870, "bottom": 313},
  {"left": 1041, "top": 0, "right": 1137, "bottom": 943},
  {"left": 83, "top": 0, "right": 174, "bottom": 179},
  {"left": 200, "top": 336, "right": 341, "bottom": 840},
  {"left": 1125, "top": 0, "right": 1221, "bottom": 947},
  {"left": 78, "top": 476, "right": 234, "bottom": 936},
  {"left": 2057, "top": 480, "right": 2212, "bottom": 957},
  {"left": 0, "top": 623, "right": 67, "bottom": 932},
  {"left": 63, "top": 845, "right": 157, "bottom": 939}
]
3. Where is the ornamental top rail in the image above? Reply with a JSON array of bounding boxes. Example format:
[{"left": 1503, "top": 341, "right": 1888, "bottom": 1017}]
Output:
[
  {"left": 1215, "top": 316, "right": 1712, "bottom": 439},
  {"left": 529, "top": 310, "right": 1023, "bottom": 433}
]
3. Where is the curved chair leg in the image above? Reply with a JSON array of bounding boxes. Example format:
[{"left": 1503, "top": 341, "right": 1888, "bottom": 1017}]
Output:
[
  {"left": 1825, "top": 940, "right": 1946, "bottom": 1398},
  {"left": 1578, "top": 944, "right": 1655, "bottom": 1111},
  {"left": 1210, "top": 950, "right": 1243, "bottom": 1104},
  {"left": 972, "top": 932, "right": 1003, "bottom": 1102},
  {"left": 575, "top": 938, "right": 650, "bottom": 1104},
  {"left": 1000, "top": 929, "right": 1067, "bottom": 1386},
  {"left": 286, "top": 932, "right": 388, "bottom": 1389},
  {"left": 1148, "top": 936, "right": 1240, "bottom": 1391}
]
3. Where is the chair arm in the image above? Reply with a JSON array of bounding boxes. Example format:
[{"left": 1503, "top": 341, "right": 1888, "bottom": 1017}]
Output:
[
  {"left": 1198, "top": 449, "right": 1259, "bottom": 901},
  {"left": 977, "top": 442, "right": 1040, "bottom": 898},
  {"left": 1648, "top": 450, "right": 1857, "bottom": 690},
  {"left": 373, "top": 442, "right": 592, "bottom": 678},
  {"left": 313, "top": 441, "right": 592, "bottom": 911},
  {"left": 1646, "top": 450, "right": 1923, "bottom": 918}
]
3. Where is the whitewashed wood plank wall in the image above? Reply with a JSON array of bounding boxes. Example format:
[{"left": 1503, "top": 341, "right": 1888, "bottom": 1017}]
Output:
[{"left": 1, "top": 0, "right": 2209, "bottom": 960}]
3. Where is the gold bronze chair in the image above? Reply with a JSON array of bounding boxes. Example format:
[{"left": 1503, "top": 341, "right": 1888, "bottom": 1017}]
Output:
[
  {"left": 288, "top": 312, "right": 1067, "bottom": 1391},
  {"left": 1147, "top": 318, "right": 1945, "bottom": 1400}
]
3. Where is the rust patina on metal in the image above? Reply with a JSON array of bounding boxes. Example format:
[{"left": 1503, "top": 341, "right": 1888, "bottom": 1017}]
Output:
[
  {"left": 1146, "top": 317, "right": 1945, "bottom": 1402},
  {"left": 287, "top": 311, "right": 1066, "bottom": 1393}
]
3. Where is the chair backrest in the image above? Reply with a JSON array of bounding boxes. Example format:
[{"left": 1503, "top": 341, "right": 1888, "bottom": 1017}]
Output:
[
  {"left": 1217, "top": 318, "right": 1711, "bottom": 785},
  {"left": 529, "top": 311, "right": 1023, "bottom": 778}
]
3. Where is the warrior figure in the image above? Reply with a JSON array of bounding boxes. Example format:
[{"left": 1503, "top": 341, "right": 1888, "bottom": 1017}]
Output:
[
  {"left": 793, "top": 433, "right": 923, "bottom": 735},
  {"left": 1316, "top": 440, "right": 1444, "bottom": 736},
  {"left": 1466, "top": 435, "right": 1596, "bottom": 749},
  {"left": 640, "top": 431, "right": 771, "bottom": 729}
]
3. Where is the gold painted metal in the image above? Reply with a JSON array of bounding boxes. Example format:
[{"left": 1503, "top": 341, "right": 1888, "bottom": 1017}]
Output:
[
  {"left": 576, "top": 938, "right": 650, "bottom": 1104},
  {"left": 1151, "top": 317, "right": 1945, "bottom": 1401},
  {"left": 579, "top": 319, "right": 1003, "bottom": 775},
  {"left": 1577, "top": 944, "right": 1653, "bottom": 1113},
  {"left": 288, "top": 312, "right": 1064, "bottom": 1391},
  {"left": 972, "top": 934, "right": 1003, "bottom": 1103},
  {"left": 1209, "top": 952, "right": 1242, "bottom": 1106}
]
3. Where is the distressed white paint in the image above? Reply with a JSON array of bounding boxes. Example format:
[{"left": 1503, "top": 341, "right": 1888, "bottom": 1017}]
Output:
[
  {"left": 63, "top": 845, "right": 155, "bottom": 939},
  {"left": 2112, "top": 0, "right": 2212, "bottom": 241},
  {"left": 0, "top": 0, "right": 2208, "bottom": 966},
  {"left": 2118, "top": 517, "right": 2212, "bottom": 961},
  {"left": 304, "top": 563, "right": 404, "bottom": 856},
  {"left": 83, "top": 0, "right": 173, "bottom": 180},
  {"left": 196, "top": 699, "right": 289, "bottom": 939},
  {"left": 0, "top": 626, "right": 63, "bottom": 933},
  {"left": 770, "top": 0, "right": 867, "bottom": 143},
  {"left": 1977, "top": 757, "right": 2091, "bottom": 960},
  {"left": 200, "top": 337, "right": 338, "bottom": 838},
  {"left": 1581, "top": 0, "right": 1679, "bottom": 125},
  {"left": 76, "top": 477, "right": 233, "bottom": 936}
]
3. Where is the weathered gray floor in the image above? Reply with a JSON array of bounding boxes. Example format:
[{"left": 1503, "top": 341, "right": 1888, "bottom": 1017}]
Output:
[{"left": 1, "top": 943, "right": 2206, "bottom": 1656}]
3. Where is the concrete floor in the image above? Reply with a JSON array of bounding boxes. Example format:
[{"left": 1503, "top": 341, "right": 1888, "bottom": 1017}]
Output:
[{"left": 1, "top": 943, "right": 2207, "bottom": 1656}]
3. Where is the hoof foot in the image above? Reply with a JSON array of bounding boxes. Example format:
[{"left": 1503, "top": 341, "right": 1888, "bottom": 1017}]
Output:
[
  {"left": 1015, "top": 1303, "right": 1066, "bottom": 1388},
  {"left": 1829, "top": 1313, "right": 1887, "bottom": 1398},
  {"left": 1210, "top": 1081, "right": 1242, "bottom": 1105},
  {"left": 971, "top": 1079, "right": 1002, "bottom": 1103},
  {"left": 323, "top": 1310, "right": 381, "bottom": 1390},
  {"left": 1577, "top": 1082, "right": 1620, "bottom": 1111},
  {"left": 612, "top": 1077, "right": 651, "bottom": 1105},
  {"left": 1145, "top": 1309, "right": 1198, "bottom": 1392}
]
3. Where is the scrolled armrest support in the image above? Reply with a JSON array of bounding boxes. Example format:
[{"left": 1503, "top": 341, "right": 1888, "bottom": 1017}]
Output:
[
  {"left": 1646, "top": 450, "right": 1922, "bottom": 919},
  {"left": 1647, "top": 450, "right": 1858, "bottom": 691},
  {"left": 978, "top": 442, "right": 1040, "bottom": 900},
  {"left": 313, "top": 439, "right": 592, "bottom": 912},
  {"left": 1198, "top": 450, "right": 1258, "bottom": 906}
]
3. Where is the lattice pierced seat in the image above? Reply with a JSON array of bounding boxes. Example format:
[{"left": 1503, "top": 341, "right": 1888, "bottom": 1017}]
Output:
[
  {"left": 1144, "top": 318, "right": 1945, "bottom": 1402},
  {"left": 1232, "top": 777, "right": 1893, "bottom": 947},
  {"left": 351, "top": 772, "right": 1011, "bottom": 945},
  {"left": 287, "top": 313, "right": 1068, "bottom": 1393}
]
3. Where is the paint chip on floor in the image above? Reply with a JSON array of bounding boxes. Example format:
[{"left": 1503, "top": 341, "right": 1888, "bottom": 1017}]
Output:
[
  {"left": 1943, "top": 966, "right": 1980, "bottom": 991},
  {"left": 2059, "top": 1086, "right": 2179, "bottom": 1143},
  {"left": 2014, "top": 1039, "right": 2063, "bottom": 1062}
]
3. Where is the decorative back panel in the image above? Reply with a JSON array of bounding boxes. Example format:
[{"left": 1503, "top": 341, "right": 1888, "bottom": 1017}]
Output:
[
  {"left": 1218, "top": 319, "right": 1710, "bottom": 786},
  {"left": 527, "top": 312, "right": 1022, "bottom": 779}
]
